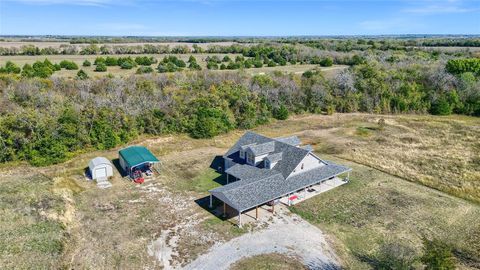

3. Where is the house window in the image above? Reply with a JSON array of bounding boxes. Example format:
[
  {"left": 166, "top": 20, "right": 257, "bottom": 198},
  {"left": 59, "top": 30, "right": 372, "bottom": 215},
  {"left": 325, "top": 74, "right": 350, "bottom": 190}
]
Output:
[
  {"left": 265, "top": 160, "right": 270, "bottom": 169},
  {"left": 301, "top": 163, "right": 304, "bottom": 170},
  {"left": 247, "top": 152, "right": 254, "bottom": 165},
  {"left": 240, "top": 150, "right": 245, "bottom": 159}
]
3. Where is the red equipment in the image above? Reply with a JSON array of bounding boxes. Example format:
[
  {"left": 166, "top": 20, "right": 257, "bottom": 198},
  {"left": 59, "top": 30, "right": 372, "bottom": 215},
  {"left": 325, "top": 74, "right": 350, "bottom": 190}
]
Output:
[{"left": 132, "top": 170, "right": 144, "bottom": 184}]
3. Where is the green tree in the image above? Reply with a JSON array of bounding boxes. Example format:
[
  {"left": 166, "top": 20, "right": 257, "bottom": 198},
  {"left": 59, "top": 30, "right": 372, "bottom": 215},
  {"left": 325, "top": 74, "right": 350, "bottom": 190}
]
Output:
[
  {"left": 320, "top": 57, "right": 334, "bottom": 67},
  {"left": 190, "top": 106, "right": 234, "bottom": 139}
]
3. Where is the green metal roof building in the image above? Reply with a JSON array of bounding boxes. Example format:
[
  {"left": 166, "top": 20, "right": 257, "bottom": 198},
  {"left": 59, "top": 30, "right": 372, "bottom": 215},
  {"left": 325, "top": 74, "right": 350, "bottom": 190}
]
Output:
[{"left": 119, "top": 146, "right": 160, "bottom": 177}]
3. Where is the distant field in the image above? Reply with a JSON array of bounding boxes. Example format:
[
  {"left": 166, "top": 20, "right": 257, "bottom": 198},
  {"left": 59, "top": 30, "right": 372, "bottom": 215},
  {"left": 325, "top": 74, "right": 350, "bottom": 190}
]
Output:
[
  {"left": 0, "top": 54, "right": 343, "bottom": 77},
  {"left": 0, "top": 41, "right": 239, "bottom": 49}
]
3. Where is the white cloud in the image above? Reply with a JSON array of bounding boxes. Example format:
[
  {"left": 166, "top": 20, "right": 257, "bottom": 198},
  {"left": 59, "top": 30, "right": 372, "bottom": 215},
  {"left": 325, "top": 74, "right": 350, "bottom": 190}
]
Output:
[{"left": 403, "top": 0, "right": 477, "bottom": 14}]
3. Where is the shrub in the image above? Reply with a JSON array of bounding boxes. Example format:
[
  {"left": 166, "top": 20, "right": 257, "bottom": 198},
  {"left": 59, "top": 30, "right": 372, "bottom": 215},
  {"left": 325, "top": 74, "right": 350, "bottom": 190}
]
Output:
[
  {"left": 59, "top": 60, "right": 79, "bottom": 70},
  {"left": 320, "top": 57, "right": 334, "bottom": 67},
  {"left": 94, "top": 63, "right": 107, "bottom": 72},
  {"left": 136, "top": 66, "right": 154, "bottom": 74},
  {"left": 76, "top": 69, "right": 89, "bottom": 80},
  {"left": 273, "top": 104, "right": 289, "bottom": 120},
  {"left": 430, "top": 98, "right": 452, "bottom": 115},
  {"left": 421, "top": 239, "right": 456, "bottom": 270},
  {"left": 82, "top": 60, "right": 91, "bottom": 67},
  {"left": 105, "top": 56, "right": 118, "bottom": 66},
  {"left": 120, "top": 61, "right": 134, "bottom": 69},
  {"left": 94, "top": 57, "right": 106, "bottom": 65},
  {"left": 0, "top": 61, "right": 21, "bottom": 74}
]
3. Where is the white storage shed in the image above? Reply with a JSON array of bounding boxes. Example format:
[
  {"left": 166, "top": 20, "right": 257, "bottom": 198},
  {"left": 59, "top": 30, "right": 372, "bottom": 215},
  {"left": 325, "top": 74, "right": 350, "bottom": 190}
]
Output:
[{"left": 88, "top": 157, "right": 114, "bottom": 180}]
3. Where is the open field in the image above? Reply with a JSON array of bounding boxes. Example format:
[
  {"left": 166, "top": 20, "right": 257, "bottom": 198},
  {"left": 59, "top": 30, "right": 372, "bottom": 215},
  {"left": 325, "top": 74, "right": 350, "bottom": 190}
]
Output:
[
  {"left": 0, "top": 113, "right": 478, "bottom": 269},
  {"left": 0, "top": 54, "right": 337, "bottom": 78},
  {"left": 0, "top": 41, "right": 239, "bottom": 49}
]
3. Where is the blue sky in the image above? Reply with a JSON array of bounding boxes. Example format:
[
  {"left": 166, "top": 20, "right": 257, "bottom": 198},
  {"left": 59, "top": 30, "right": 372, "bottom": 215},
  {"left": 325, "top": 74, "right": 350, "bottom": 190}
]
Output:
[{"left": 0, "top": 0, "right": 479, "bottom": 36}]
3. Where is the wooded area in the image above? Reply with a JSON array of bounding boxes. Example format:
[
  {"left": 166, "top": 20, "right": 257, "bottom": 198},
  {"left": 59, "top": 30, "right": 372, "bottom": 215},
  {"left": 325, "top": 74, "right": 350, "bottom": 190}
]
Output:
[{"left": 0, "top": 39, "right": 479, "bottom": 166}]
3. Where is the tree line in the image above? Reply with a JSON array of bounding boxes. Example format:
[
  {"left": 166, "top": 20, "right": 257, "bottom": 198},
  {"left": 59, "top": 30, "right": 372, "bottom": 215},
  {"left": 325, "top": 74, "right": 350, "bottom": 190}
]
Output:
[{"left": 0, "top": 54, "right": 478, "bottom": 166}]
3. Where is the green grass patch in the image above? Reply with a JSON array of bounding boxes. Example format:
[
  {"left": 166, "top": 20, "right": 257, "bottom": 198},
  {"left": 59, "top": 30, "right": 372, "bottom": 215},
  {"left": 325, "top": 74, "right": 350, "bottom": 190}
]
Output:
[
  {"left": 175, "top": 168, "right": 223, "bottom": 193},
  {"left": 230, "top": 253, "right": 307, "bottom": 270}
]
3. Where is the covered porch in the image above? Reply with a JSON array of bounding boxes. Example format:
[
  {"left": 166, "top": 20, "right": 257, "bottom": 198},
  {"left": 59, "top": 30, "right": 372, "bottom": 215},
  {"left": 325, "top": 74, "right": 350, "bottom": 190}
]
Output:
[{"left": 279, "top": 176, "right": 348, "bottom": 206}]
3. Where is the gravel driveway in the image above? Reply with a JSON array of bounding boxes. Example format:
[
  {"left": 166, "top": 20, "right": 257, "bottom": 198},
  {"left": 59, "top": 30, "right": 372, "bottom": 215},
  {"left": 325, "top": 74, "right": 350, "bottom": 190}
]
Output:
[{"left": 182, "top": 206, "right": 340, "bottom": 270}]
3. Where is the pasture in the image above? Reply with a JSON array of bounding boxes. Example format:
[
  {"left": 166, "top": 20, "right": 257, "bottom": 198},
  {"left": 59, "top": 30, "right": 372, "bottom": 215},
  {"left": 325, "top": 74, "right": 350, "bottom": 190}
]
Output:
[{"left": 0, "top": 113, "right": 478, "bottom": 269}]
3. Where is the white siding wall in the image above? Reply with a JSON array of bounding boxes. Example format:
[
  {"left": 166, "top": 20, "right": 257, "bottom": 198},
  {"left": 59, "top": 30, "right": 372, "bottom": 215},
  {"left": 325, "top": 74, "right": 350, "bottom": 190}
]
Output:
[
  {"left": 91, "top": 164, "right": 114, "bottom": 179},
  {"left": 224, "top": 158, "right": 234, "bottom": 170},
  {"left": 254, "top": 154, "right": 268, "bottom": 166},
  {"left": 289, "top": 153, "right": 324, "bottom": 176}
]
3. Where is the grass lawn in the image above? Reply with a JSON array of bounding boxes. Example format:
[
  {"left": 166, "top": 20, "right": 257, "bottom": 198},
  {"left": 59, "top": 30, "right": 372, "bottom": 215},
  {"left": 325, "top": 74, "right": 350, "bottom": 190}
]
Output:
[{"left": 230, "top": 253, "right": 307, "bottom": 270}]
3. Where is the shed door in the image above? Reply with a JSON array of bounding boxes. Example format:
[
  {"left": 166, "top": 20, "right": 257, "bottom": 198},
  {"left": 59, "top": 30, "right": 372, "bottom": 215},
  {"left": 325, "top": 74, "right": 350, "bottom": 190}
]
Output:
[{"left": 95, "top": 167, "right": 107, "bottom": 178}]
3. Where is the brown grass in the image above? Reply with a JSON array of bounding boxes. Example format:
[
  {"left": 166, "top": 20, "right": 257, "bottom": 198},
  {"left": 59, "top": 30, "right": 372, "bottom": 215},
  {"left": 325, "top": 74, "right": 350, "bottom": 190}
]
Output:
[{"left": 0, "top": 113, "right": 478, "bottom": 268}]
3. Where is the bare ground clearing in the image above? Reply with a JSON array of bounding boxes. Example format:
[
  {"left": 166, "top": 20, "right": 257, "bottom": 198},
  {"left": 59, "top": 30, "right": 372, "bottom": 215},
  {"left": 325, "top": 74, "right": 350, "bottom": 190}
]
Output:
[{"left": 183, "top": 205, "right": 339, "bottom": 270}]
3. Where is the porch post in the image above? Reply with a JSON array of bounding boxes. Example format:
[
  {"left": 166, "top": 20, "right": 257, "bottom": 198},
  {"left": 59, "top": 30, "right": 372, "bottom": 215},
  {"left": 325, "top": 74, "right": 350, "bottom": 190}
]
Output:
[
  {"left": 223, "top": 202, "right": 226, "bottom": 217},
  {"left": 304, "top": 188, "right": 307, "bottom": 199},
  {"left": 209, "top": 195, "right": 212, "bottom": 208},
  {"left": 227, "top": 174, "right": 229, "bottom": 184},
  {"left": 255, "top": 206, "right": 258, "bottom": 220},
  {"left": 272, "top": 204, "right": 275, "bottom": 215},
  {"left": 238, "top": 210, "right": 242, "bottom": 227},
  {"left": 347, "top": 171, "right": 350, "bottom": 181}
]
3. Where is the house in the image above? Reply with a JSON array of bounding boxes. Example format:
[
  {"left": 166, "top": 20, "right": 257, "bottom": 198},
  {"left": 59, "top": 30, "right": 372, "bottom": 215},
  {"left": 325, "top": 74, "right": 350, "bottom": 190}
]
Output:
[
  {"left": 119, "top": 146, "right": 160, "bottom": 179},
  {"left": 209, "top": 131, "right": 351, "bottom": 226},
  {"left": 88, "top": 157, "right": 114, "bottom": 189}
]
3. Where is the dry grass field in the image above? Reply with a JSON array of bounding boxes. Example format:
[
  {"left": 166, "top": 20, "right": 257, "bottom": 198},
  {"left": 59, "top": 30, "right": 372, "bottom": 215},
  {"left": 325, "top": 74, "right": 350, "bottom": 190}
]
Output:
[
  {"left": 0, "top": 41, "right": 239, "bottom": 49},
  {"left": 0, "top": 113, "right": 478, "bottom": 269},
  {"left": 0, "top": 54, "right": 333, "bottom": 78}
]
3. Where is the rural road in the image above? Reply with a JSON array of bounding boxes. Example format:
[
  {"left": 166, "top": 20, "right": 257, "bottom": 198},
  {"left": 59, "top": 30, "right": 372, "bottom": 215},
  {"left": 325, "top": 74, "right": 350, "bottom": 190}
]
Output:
[{"left": 182, "top": 206, "right": 340, "bottom": 270}]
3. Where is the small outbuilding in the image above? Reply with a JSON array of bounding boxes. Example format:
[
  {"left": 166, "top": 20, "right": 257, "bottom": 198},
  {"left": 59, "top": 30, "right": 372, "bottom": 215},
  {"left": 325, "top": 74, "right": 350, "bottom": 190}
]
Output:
[
  {"left": 88, "top": 157, "right": 114, "bottom": 180},
  {"left": 119, "top": 146, "right": 160, "bottom": 179}
]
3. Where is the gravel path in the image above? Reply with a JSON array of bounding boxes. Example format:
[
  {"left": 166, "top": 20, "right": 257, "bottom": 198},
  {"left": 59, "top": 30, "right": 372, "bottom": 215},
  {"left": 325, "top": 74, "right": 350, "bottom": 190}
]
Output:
[{"left": 182, "top": 206, "right": 340, "bottom": 270}]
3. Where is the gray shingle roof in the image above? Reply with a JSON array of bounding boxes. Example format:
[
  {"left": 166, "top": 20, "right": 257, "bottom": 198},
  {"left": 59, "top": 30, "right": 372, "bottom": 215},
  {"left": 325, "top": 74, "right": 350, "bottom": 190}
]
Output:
[
  {"left": 224, "top": 131, "right": 272, "bottom": 158},
  {"left": 210, "top": 162, "right": 351, "bottom": 211},
  {"left": 225, "top": 164, "right": 280, "bottom": 182},
  {"left": 301, "top": 145, "right": 314, "bottom": 151},
  {"left": 265, "top": 152, "right": 283, "bottom": 163},
  {"left": 246, "top": 141, "right": 275, "bottom": 156},
  {"left": 274, "top": 135, "right": 301, "bottom": 146}
]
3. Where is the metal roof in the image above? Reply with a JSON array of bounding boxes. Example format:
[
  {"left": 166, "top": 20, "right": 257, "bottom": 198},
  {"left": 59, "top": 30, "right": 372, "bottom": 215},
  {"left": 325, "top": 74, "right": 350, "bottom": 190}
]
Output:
[
  {"left": 119, "top": 146, "right": 159, "bottom": 168},
  {"left": 88, "top": 157, "right": 112, "bottom": 170}
]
